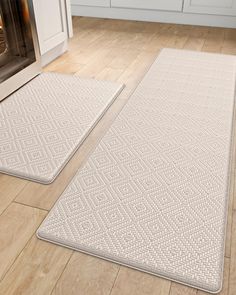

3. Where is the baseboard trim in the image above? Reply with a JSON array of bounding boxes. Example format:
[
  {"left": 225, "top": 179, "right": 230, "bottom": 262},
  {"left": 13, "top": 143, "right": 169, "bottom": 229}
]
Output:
[
  {"left": 41, "top": 40, "right": 68, "bottom": 67},
  {"left": 71, "top": 5, "right": 236, "bottom": 28}
]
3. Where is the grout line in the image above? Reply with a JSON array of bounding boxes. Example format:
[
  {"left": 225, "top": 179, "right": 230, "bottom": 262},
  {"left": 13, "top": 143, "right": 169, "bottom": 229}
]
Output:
[
  {"left": 49, "top": 251, "right": 74, "bottom": 295},
  {"left": 225, "top": 257, "right": 231, "bottom": 295},
  {"left": 13, "top": 200, "right": 49, "bottom": 213},
  {"left": 228, "top": 212, "right": 235, "bottom": 295},
  {"left": 0, "top": 182, "right": 48, "bottom": 284},
  {"left": 108, "top": 266, "right": 120, "bottom": 295},
  {"left": 221, "top": 29, "right": 227, "bottom": 53},
  {"left": 168, "top": 282, "right": 173, "bottom": 295},
  {"left": 0, "top": 218, "right": 46, "bottom": 283},
  {"left": 200, "top": 36, "right": 207, "bottom": 52},
  {"left": 0, "top": 180, "right": 28, "bottom": 218},
  {"left": 12, "top": 180, "right": 29, "bottom": 202}
]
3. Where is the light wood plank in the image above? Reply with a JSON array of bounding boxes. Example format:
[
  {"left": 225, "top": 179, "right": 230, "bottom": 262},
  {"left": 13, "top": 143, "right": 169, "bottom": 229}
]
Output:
[
  {"left": 74, "top": 47, "right": 116, "bottom": 78},
  {"left": 96, "top": 67, "right": 125, "bottom": 82},
  {"left": 110, "top": 267, "right": 171, "bottom": 295},
  {"left": 234, "top": 166, "right": 236, "bottom": 211},
  {"left": 225, "top": 170, "right": 235, "bottom": 258},
  {"left": 0, "top": 174, "right": 27, "bottom": 215},
  {"left": 70, "top": 28, "right": 106, "bottom": 49},
  {"left": 52, "top": 252, "right": 119, "bottom": 295},
  {"left": 74, "top": 47, "right": 138, "bottom": 78},
  {"left": 168, "top": 24, "right": 190, "bottom": 36},
  {"left": 117, "top": 51, "right": 157, "bottom": 98},
  {"left": 229, "top": 211, "right": 236, "bottom": 295},
  {"left": 202, "top": 28, "right": 225, "bottom": 53},
  {"left": 0, "top": 203, "right": 46, "bottom": 281},
  {"left": 221, "top": 258, "right": 230, "bottom": 295},
  {"left": 108, "top": 31, "right": 155, "bottom": 50},
  {"left": 222, "top": 28, "right": 236, "bottom": 55},
  {"left": 44, "top": 61, "right": 84, "bottom": 74},
  {"left": 183, "top": 37, "right": 205, "bottom": 51},
  {"left": 109, "top": 48, "right": 141, "bottom": 70},
  {"left": 170, "top": 283, "right": 197, "bottom": 295},
  {"left": 59, "top": 47, "right": 110, "bottom": 66},
  {"left": 172, "top": 35, "right": 189, "bottom": 49},
  {"left": 84, "top": 30, "right": 123, "bottom": 50},
  {"left": 143, "top": 33, "right": 172, "bottom": 53},
  {"left": 188, "top": 26, "right": 209, "bottom": 38},
  {"left": 225, "top": 122, "right": 236, "bottom": 257},
  {"left": 0, "top": 237, "right": 72, "bottom": 295}
]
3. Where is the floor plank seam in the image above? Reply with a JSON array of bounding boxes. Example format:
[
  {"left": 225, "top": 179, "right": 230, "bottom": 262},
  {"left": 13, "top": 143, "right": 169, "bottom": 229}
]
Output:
[
  {"left": 108, "top": 266, "right": 120, "bottom": 295},
  {"left": 13, "top": 201, "right": 49, "bottom": 213},
  {"left": 0, "top": 181, "right": 28, "bottom": 218},
  {"left": 49, "top": 250, "right": 74, "bottom": 295},
  {"left": 0, "top": 228, "right": 41, "bottom": 283}
]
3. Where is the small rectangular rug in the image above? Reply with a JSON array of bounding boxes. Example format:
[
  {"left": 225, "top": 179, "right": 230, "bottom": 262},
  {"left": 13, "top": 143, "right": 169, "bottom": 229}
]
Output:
[
  {"left": 37, "top": 49, "right": 236, "bottom": 293},
  {"left": 0, "top": 73, "right": 124, "bottom": 184}
]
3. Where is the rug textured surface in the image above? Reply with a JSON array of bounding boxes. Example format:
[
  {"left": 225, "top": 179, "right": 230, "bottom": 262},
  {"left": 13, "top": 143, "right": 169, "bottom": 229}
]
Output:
[
  {"left": 37, "top": 49, "right": 236, "bottom": 293},
  {"left": 0, "top": 72, "right": 124, "bottom": 183}
]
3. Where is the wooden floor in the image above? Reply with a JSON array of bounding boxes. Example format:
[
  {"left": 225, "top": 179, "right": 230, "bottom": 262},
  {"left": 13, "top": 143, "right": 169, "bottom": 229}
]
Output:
[{"left": 0, "top": 17, "right": 236, "bottom": 295}]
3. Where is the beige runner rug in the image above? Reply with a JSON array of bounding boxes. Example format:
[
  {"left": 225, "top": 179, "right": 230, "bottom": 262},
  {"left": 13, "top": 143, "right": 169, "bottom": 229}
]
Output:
[{"left": 37, "top": 49, "right": 236, "bottom": 293}]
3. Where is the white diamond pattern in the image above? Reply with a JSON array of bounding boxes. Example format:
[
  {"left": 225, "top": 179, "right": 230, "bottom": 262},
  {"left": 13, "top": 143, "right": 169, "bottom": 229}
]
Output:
[
  {"left": 0, "top": 73, "right": 124, "bottom": 183},
  {"left": 38, "top": 49, "right": 236, "bottom": 293}
]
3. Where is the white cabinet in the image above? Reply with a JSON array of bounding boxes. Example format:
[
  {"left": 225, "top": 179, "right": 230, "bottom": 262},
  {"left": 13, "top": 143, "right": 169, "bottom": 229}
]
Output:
[
  {"left": 71, "top": 0, "right": 236, "bottom": 28},
  {"left": 111, "top": 0, "right": 183, "bottom": 12},
  {"left": 71, "top": 0, "right": 110, "bottom": 7},
  {"left": 184, "top": 0, "right": 236, "bottom": 16},
  {"left": 33, "top": 0, "right": 70, "bottom": 55}
]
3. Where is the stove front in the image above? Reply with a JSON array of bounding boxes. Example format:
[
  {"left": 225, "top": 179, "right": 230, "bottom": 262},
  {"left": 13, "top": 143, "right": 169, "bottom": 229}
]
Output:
[{"left": 0, "top": 0, "right": 41, "bottom": 102}]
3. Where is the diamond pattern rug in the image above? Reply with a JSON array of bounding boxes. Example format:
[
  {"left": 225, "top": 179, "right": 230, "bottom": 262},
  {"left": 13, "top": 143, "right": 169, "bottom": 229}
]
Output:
[
  {"left": 0, "top": 73, "right": 124, "bottom": 183},
  {"left": 37, "top": 49, "right": 236, "bottom": 293}
]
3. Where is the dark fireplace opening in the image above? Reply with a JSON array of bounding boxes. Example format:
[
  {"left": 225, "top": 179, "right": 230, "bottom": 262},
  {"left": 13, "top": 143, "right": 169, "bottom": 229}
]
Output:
[
  {"left": 0, "top": 0, "right": 41, "bottom": 102},
  {"left": 0, "top": 16, "right": 7, "bottom": 55},
  {"left": 0, "top": 0, "right": 37, "bottom": 82}
]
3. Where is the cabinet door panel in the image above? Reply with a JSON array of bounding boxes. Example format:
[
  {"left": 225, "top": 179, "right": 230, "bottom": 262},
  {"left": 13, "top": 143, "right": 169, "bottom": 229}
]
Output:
[
  {"left": 184, "top": 0, "right": 236, "bottom": 15},
  {"left": 111, "top": 0, "right": 183, "bottom": 12},
  {"left": 71, "top": 0, "right": 110, "bottom": 7},
  {"left": 33, "top": 0, "right": 68, "bottom": 55}
]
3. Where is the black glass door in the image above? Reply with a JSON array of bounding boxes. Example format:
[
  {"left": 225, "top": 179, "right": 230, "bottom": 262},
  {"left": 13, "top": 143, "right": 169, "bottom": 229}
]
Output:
[
  {"left": 0, "top": 0, "right": 36, "bottom": 83},
  {"left": 0, "top": 15, "right": 7, "bottom": 55}
]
